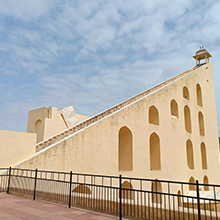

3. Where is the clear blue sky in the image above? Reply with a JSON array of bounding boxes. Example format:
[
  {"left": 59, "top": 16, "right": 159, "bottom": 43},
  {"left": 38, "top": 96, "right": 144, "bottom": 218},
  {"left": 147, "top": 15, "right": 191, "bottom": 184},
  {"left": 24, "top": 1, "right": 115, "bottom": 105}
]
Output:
[{"left": 1, "top": 0, "right": 220, "bottom": 134}]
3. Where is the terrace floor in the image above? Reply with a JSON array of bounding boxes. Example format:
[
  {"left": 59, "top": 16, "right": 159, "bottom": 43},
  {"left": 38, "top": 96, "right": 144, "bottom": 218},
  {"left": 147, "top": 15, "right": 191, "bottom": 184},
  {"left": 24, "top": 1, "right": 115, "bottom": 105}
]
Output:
[{"left": 0, "top": 193, "right": 124, "bottom": 220}]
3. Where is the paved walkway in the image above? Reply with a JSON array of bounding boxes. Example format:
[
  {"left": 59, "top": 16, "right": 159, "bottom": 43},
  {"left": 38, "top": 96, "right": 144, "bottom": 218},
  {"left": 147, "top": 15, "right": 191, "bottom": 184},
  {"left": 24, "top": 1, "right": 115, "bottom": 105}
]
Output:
[{"left": 0, "top": 193, "right": 122, "bottom": 220}]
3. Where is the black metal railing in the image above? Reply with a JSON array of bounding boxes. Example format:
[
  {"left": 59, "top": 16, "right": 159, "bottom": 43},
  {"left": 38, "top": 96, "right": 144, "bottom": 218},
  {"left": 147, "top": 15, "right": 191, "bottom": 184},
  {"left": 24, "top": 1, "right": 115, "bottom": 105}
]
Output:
[
  {"left": 1, "top": 167, "right": 220, "bottom": 219},
  {"left": 0, "top": 168, "right": 9, "bottom": 192}
]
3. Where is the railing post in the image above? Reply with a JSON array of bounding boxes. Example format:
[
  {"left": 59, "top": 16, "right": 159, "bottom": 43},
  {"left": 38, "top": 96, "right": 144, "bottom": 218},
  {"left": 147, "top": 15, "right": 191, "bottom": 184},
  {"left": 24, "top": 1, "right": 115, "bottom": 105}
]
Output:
[
  {"left": 7, "top": 167, "right": 11, "bottom": 194},
  {"left": 33, "top": 169, "right": 38, "bottom": 200},
  {"left": 69, "top": 171, "right": 72, "bottom": 208},
  {"left": 196, "top": 180, "right": 201, "bottom": 220},
  {"left": 119, "top": 174, "right": 122, "bottom": 220}
]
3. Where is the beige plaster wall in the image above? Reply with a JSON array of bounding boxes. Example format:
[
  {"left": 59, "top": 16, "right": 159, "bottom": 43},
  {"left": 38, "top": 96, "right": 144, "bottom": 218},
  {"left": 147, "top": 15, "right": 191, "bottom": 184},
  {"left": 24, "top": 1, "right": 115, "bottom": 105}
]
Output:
[
  {"left": 0, "top": 130, "right": 36, "bottom": 167},
  {"left": 76, "top": 114, "right": 90, "bottom": 123},
  {"left": 27, "top": 107, "right": 90, "bottom": 144},
  {"left": 16, "top": 63, "right": 220, "bottom": 192},
  {"left": 27, "top": 106, "right": 68, "bottom": 143}
]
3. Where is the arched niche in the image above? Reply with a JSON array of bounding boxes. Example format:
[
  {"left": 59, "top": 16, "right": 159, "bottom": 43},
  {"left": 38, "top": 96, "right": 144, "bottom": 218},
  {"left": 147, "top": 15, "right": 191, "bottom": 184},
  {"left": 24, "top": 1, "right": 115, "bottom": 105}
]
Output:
[
  {"left": 183, "top": 86, "right": 190, "bottom": 100},
  {"left": 196, "top": 84, "right": 203, "bottom": 107},
  {"left": 150, "top": 133, "right": 161, "bottom": 170},
  {"left": 72, "top": 184, "right": 92, "bottom": 194},
  {"left": 149, "top": 105, "right": 159, "bottom": 125},
  {"left": 201, "top": 142, "right": 207, "bottom": 169},
  {"left": 198, "top": 111, "right": 205, "bottom": 136},
  {"left": 170, "top": 99, "right": 179, "bottom": 118},
  {"left": 203, "top": 175, "right": 209, "bottom": 191},
  {"left": 35, "top": 119, "right": 42, "bottom": 134},
  {"left": 186, "top": 140, "right": 194, "bottom": 169},
  {"left": 151, "top": 179, "right": 162, "bottom": 204},
  {"left": 120, "top": 181, "right": 134, "bottom": 200},
  {"left": 189, "top": 176, "right": 196, "bottom": 191},
  {"left": 119, "top": 126, "right": 133, "bottom": 171},
  {"left": 184, "top": 106, "right": 192, "bottom": 133}
]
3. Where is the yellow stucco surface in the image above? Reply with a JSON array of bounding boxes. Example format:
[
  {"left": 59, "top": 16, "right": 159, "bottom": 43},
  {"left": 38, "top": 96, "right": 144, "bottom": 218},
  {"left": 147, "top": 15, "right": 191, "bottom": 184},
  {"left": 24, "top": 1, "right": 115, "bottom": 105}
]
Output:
[
  {"left": 14, "top": 62, "right": 220, "bottom": 191},
  {"left": 0, "top": 130, "right": 36, "bottom": 167}
]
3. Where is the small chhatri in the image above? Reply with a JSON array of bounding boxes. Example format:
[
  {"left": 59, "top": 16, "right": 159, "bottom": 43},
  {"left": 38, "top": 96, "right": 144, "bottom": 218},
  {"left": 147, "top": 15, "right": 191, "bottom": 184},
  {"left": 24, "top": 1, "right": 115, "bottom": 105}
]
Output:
[{"left": 193, "top": 46, "right": 212, "bottom": 66}]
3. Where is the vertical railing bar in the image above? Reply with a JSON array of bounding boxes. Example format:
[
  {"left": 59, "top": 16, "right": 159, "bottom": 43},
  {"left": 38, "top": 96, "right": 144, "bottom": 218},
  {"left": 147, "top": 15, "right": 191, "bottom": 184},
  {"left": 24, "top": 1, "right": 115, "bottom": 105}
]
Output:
[
  {"left": 102, "top": 176, "right": 104, "bottom": 211},
  {"left": 107, "top": 177, "right": 110, "bottom": 212},
  {"left": 140, "top": 180, "right": 143, "bottom": 219},
  {"left": 209, "top": 200, "right": 212, "bottom": 219},
  {"left": 95, "top": 176, "right": 97, "bottom": 210},
  {"left": 203, "top": 198, "right": 207, "bottom": 220},
  {"left": 214, "top": 185, "right": 218, "bottom": 219},
  {"left": 156, "top": 180, "right": 158, "bottom": 220},
  {"left": 128, "top": 179, "right": 130, "bottom": 216},
  {"left": 133, "top": 186, "right": 136, "bottom": 218},
  {"left": 144, "top": 190, "right": 146, "bottom": 219},
  {"left": 33, "top": 169, "right": 38, "bottom": 200},
  {"left": 84, "top": 175, "right": 87, "bottom": 208},
  {"left": 164, "top": 194, "right": 166, "bottom": 219},
  {"left": 73, "top": 175, "right": 76, "bottom": 206},
  {"left": 137, "top": 186, "right": 139, "bottom": 218},
  {"left": 178, "top": 192, "right": 180, "bottom": 220},
  {"left": 7, "top": 167, "right": 11, "bottom": 194},
  {"left": 164, "top": 192, "right": 166, "bottom": 220},
  {"left": 196, "top": 180, "right": 201, "bottom": 220},
  {"left": 19, "top": 170, "right": 23, "bottom": 194},
  {"left": 148, "top": 192, "right": 150, "bottom": 220},
  {"left": 168, "top": 182, "right": 171, "bottom": 220},
  {"left": 93, "top": 176, "right": 95, "bottom": 209},
  {"left": 181, "top": 184, "right": 185, "bottom": 220},
  {"left": 87, "top": 176, "right": 89, "bottom": 208},
  {"left": 187, "top": 196, "right": 190, "bottom": 220},
  {"left": 173, "top": 195, "right": 175, "bottom": 220},
  {"left": 152, "top": 181, "right": 154, "bottom": 220},
  {"left": 119, "top": 174, "right": 122, "bottom": 220},
  {"left": 99, "top": 178, "right": 101, "bottom": 210},
  {"left": 130, "top": 179, "right": 132, "bottom": 217},
  {"left": 27, "top": 170, "right": 31, "bottom": 196},
  {"left": 116, "top": 180, "right": 118, "bottom": 214},
  {"left": 68, "top": 171, "right": 72, "bottom": 208},
  {"left": 160, "top": 192, "right": 162, "bottom": 220},
  {"left": 192, "top": 195, "right": 195, "bottom": 220}
]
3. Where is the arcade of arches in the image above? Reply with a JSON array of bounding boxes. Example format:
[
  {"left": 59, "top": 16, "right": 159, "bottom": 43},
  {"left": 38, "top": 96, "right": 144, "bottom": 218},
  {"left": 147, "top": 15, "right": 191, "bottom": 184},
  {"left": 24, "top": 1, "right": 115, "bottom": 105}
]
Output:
[{"left": 118, "top": 83, "right": 206, "bottom": 172}]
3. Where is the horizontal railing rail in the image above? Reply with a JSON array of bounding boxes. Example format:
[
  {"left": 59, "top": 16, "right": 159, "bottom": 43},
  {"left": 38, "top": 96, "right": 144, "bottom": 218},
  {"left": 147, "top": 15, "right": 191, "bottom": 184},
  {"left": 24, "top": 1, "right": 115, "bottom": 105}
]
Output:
[{"left": 1, "top": 167, "right": 220, "bottom": 219}]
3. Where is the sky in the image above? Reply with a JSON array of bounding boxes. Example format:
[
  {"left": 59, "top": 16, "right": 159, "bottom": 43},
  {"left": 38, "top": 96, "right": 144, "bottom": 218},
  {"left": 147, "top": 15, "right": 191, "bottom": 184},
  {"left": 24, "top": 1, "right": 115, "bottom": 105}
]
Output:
[{"left": 1, "top": 0, "right": 220, "bottom": 134}]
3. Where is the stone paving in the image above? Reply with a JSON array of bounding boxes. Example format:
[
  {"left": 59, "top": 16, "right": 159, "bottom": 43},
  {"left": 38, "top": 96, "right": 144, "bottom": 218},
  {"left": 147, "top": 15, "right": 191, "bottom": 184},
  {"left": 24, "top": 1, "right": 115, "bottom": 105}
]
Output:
[{"left": 0, "top": 193, "right": 123, "bottom": 220}]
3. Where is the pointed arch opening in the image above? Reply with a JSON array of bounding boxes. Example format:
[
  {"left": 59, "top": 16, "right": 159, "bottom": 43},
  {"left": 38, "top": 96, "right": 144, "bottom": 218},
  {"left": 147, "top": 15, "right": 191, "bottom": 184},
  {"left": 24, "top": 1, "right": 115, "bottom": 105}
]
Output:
[
  {"left": 35, "top": 119, "right": 42, "bottom": 134},
  {"left": 189, "top": 176, "right": 196, "bottom": 191},
  {"left": 149, "top": 105, "right": 159, "bottom": 125},
  {"left": 72, "top": 184, "right": 92, "bottom": 194},
  {"left": 150, "top": 133, "right": 161, "bottom": 170},
  {"left": 170, "top": 99, "right": 179, "bottom": 118},
  {"left": 198, "top": 112, "right": 205, "bottom": 136},
  {"left": 184, "top": 106, "right": 192, "bottom": 133},
  {"left": 196, "top": 84, "right": 203, "bottom": 107},
  {"left": 119, "top": 126, "right": 133, "bottom": 171},
  {"left": 186, "top": 140, "right": 194, "bottom": 169},
  {"left": 120, "top": 181, "right": 134, "bottom": 200},
  {"left": 151, "top": 179, "right": 162, "bottom": 204},
  {"left": 203, "top": 175, "right": 209, "bottom": 191},
  {"left": 201, "top": 142, "right": 207, "bottom": 169},
  {"left": 183, "top": 86, "right": 190, "bottom": 100}
]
